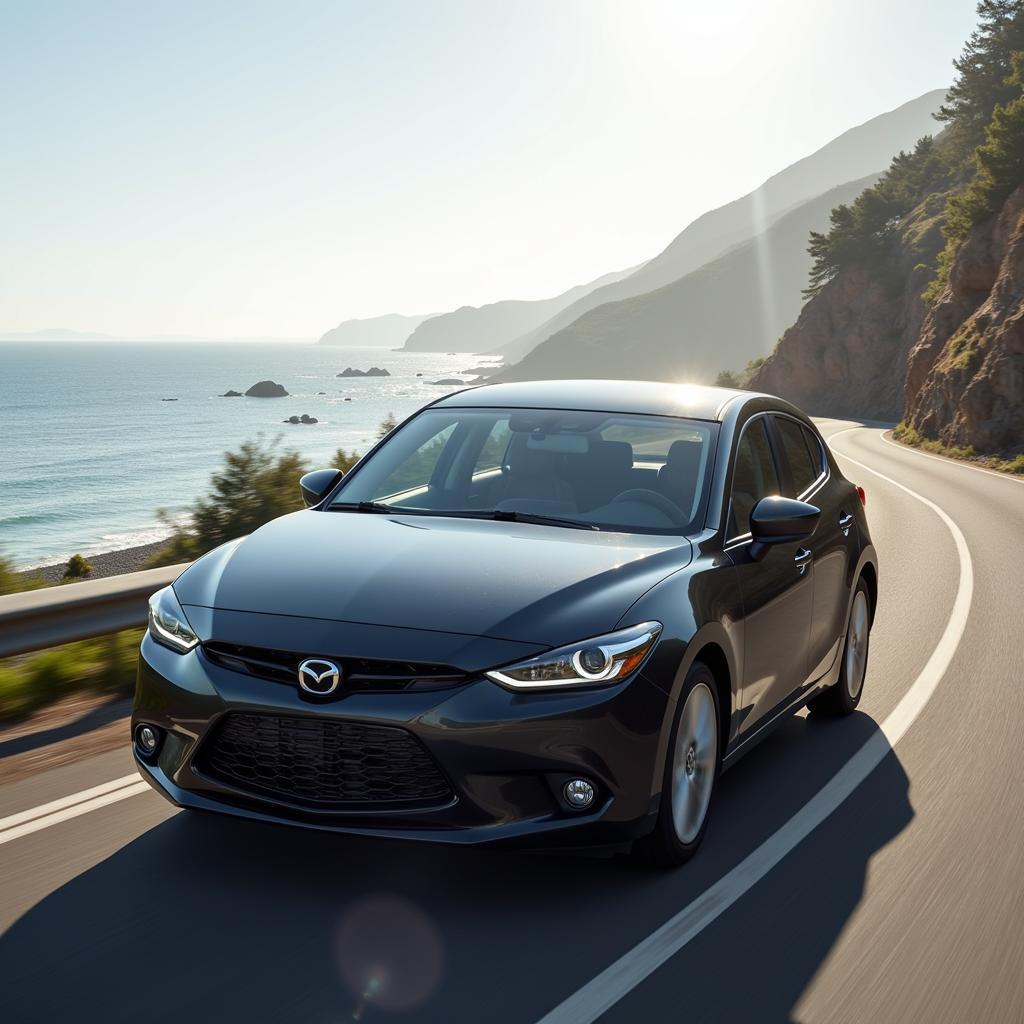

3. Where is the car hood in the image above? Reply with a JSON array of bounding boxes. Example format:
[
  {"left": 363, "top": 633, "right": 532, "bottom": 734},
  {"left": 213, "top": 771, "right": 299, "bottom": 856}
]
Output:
[{"left": 173, "top": 509, "right": 692, "bottom": 647}]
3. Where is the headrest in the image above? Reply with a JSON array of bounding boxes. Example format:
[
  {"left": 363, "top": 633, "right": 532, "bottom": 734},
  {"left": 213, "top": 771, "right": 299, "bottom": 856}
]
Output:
[{"left": 660, "top": 438, "right": 703, "bottom": 480}]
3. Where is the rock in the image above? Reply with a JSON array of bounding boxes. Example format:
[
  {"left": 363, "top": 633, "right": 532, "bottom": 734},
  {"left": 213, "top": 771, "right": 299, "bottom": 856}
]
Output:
[
  {"left": 160, "top": 398, "right": 178, "bottom": 402},
  {"left": 344, "top": 397, "right": 352, "bottom": 401},
  {"left": 285, "top": 415, "right": 300, "bottom": 424},
  {"left": 415, "top": 372, "right": 423, "bottom": 377},
  {"left": 749, "top": 194, "right": 946, "bottom": 421},
  {"left": 461, "top": 365, "right": 497, "bottom": 376},
  {"left": 220, "top": 390, "right": 243, "bottom": 397},
  {"left": 426, "top": 378, "right": 466, "bottom": 386},
  {"left": 244, "top": 380, "right": 289, "bottom": 397},
  {"left": 316, "top": 391, "right": 327, "bottom": 395},
  {"left": 283, "top": 413, "right": 319, "bottom": 424},
  {"left": 904, "top": 184, "right": 1024, "bottom": 454},
  {"left": 337, "top": 366, "right": 390, "bottom": 378}
]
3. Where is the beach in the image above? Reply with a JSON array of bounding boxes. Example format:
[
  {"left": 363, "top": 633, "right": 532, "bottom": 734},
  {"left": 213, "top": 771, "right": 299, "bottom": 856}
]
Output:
[{"left": 19, "top": 541, "right": 169, "bottom": 585}]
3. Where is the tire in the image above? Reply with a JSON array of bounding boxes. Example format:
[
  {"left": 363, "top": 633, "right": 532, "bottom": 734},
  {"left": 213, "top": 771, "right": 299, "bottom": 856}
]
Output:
[
  {"left": 808, "top": 577, "right": 871, "bottom": 718},
  {"left": 634, "top": 661, "right": 721, "bottom": 867}
]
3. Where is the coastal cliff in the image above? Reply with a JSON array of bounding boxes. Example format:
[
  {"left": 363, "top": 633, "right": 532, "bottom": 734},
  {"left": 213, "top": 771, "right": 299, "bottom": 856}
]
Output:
[{"left": 903, "top": 185, "right": 1024, "bottom": 453}]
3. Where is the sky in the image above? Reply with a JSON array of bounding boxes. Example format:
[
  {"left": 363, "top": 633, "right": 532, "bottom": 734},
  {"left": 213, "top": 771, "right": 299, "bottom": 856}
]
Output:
[{"left": 0, "top": 0, "right": 980, "bottom": 340}]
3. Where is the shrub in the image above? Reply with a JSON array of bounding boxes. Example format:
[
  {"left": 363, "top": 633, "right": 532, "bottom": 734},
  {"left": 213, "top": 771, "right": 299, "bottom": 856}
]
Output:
[{"left": 62, "top": 553, "right": 93, "bottom": 581}]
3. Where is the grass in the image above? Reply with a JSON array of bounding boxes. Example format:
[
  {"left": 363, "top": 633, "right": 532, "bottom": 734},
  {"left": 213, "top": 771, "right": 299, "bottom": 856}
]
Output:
[
  {"left": 893, "top": 423, "right": 1024, "bottom": 475},
  {"left": 0, "top": 629, "right": 144, "bottom": 723}
]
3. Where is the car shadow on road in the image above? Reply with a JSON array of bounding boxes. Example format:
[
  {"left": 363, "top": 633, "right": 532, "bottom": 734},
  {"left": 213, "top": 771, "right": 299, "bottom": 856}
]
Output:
[{"left": 0, "top": 710, "right": 912, "bottom": 1024}]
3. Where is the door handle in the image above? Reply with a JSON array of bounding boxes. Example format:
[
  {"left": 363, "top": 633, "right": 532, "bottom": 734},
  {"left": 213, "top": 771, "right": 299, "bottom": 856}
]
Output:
[
  {"left": 839, "top": 511, "right": 854, "bottom": 536},
  {"left": 794, "top": 548, "right": 813, "bottom": 575}
]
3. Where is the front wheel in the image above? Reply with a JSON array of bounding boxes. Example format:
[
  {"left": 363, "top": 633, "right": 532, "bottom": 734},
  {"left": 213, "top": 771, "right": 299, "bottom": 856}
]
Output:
[
  {"left": 635, "top": 662, "right": 720, "bottom": 867},
  {"left": 809, "top": 577, "right": 871, "bottom": 717}
]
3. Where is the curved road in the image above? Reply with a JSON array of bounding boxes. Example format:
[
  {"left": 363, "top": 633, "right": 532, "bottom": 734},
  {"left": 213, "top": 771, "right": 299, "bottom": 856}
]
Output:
[{"left": 1, "top": 423, "right": 1022, "bottom": 1023}]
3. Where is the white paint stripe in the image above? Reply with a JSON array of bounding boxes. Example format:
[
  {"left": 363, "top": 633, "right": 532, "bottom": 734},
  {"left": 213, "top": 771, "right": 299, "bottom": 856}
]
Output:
[
  {"left": 0, "top": 773, "right": 143, "bottom": 833},
  {"left": 0, "top": 781, "right": 152, "bottom": 846},
  {"left": 879, "top": 430, "right": 1024, "bottom": 485},
  {"left": 537, "top": 427, "right": 974, "bottom": 1024}
]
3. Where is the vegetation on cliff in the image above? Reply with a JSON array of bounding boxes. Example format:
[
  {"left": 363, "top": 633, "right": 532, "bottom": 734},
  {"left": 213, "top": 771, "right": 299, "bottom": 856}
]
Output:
[{"left": 806, "top": 1, "right": 1024, "bottom": 302}]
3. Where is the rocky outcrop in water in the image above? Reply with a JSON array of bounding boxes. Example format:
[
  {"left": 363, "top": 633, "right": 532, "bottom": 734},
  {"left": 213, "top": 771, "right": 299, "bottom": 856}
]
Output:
[
  {"left": 220, "top": 390, "right": 243, "bottom": 397},
  {"left": 337, "top": 366, "right": 390, "bottom": 378},
  {"left": 244, "top": 380, "right": 289, "bottom": 397},
  {"left": 284, "top": 414, "right": 319, "bottom": 424}
]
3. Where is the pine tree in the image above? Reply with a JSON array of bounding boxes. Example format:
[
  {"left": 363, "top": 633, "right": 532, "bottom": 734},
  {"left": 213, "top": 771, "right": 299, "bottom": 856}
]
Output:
[{"left": 936, "top": 1, "right": 1024, "bottom": 152}]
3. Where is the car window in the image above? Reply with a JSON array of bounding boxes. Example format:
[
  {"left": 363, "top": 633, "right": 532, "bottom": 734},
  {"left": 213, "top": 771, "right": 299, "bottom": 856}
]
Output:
[
  {"left": 372, "top": 421, "right": 458, "bottom": 499},
  {"left": 802, "top": 425, "right": 826, "bottom": 480},
  {"left": 471, "top": 418, "right": 512, "bottom": 476},
  {"left": 728, "top": 418, "right": 780, "bottom": 538},
  {"left": 773, "top": 416, "right": 820, "bottom": 496},
  {"left": 331, "top": 406, "right": 718, "bottom": 535}
]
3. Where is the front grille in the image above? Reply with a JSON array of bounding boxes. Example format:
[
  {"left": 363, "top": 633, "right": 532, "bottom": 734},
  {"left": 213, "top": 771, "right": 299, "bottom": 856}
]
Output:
[
  {"left": 203, "top": 642, "right": 466, "bottom": 692},
  {"left": 197, "top": 712, "right": 453, "bottom": 809}
]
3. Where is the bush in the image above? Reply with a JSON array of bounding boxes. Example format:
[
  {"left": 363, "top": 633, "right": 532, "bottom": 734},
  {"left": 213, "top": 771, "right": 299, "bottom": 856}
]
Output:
[
  {"left": 0, "top": 628, "right": 144, "bottom": 722},
  {"left": 0, "top": 553, "right": 45, "bottom": 596},
  {"left": 62, "top": 553, "right": 93, "bottom": 581},
  {"left": 147, "top": 415, "right": 400, "bottom": 567}
]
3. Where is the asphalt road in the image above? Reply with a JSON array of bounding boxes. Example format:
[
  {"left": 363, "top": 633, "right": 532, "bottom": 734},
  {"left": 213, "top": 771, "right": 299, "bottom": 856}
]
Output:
[{"left": 2, "top": 423, "right": 1022, "bottom": 1023}]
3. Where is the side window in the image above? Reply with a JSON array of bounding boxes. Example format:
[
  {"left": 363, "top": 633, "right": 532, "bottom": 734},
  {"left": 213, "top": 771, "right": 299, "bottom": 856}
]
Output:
[
  {"left": 728, "top": 419, "right": 780, "bottom": 539},
  {"left": 774, "top": 416, "right": 820, "bottom": 497},
  {"left": 802, "top": 426, "right": 826, "bottom": 481},
  {"left": 471, "top": 418, "right": 512, "bottom": 476},
  {"left": 375, "top": 422, "right": 458, "bottom": 498}
]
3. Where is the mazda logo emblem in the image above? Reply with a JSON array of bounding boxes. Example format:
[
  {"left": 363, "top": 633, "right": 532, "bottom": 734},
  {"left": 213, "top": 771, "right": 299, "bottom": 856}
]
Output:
[{"left": 297, "top": 658, "right": 341, "bottom": 695}]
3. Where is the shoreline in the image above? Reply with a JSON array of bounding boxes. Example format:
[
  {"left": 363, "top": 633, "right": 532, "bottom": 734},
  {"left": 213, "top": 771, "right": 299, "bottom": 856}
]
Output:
[{"left": 19, "top": 541, "right": 169, "bottom": 584}]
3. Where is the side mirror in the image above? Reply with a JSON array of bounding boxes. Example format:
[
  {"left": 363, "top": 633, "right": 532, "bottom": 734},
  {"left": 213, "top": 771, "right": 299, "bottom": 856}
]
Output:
[
  {"left": 299, "top": 468, "right": 343, "bottom": 508},
  {"left": 749, "top": 496, "right": 819, "bottom": 561}
]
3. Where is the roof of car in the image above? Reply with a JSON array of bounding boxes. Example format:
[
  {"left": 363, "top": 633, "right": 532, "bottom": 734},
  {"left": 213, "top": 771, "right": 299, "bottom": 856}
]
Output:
[{"left": 432, "top": 379, "right": 758, "bottom": 422}]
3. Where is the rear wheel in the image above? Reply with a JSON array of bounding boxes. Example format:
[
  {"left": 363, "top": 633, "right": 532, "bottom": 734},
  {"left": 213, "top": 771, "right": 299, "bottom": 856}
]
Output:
[
  {"left": 809, "top": 577, "right": 871, "bottom": 717},
  {"left": 635, "top": 661, "right": 720, "bottom": 867}
]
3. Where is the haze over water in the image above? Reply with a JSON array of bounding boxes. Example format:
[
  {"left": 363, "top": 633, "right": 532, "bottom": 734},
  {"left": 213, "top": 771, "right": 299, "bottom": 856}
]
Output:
[{"left": 0, "top": 342, "right": 477, "bottom": 567}]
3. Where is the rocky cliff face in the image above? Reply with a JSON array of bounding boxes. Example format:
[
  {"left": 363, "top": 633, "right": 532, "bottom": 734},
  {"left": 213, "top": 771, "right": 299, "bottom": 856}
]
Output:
[
  {"left": 903, "top": 185, "right": 1024, "bottom": 454},
  {"left": 749, "top": 195, "right": 946, "bottom": 419}
]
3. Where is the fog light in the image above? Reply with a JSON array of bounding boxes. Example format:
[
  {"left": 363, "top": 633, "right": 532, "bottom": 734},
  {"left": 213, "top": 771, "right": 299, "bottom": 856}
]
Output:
[
  {"left": 563, "top": 778, "right": 595, "bottom": 809},
  {"left": 135, "top": 724, "right": 160, "bottom": 755}
]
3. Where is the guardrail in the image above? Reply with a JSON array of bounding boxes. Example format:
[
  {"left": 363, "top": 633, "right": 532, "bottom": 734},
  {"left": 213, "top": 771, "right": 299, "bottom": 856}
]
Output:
[{"left": 0, "top": 564, "right": 189, "bottom": 659}]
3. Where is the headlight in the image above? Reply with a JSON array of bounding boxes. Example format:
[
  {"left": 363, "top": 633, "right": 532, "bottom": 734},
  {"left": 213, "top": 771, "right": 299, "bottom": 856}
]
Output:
[
  {"left": 486, "top": 622, "right": 662, "bottom": 691},
  {"left": 147, "top": 586, "right": 199, "bottom": 653}
]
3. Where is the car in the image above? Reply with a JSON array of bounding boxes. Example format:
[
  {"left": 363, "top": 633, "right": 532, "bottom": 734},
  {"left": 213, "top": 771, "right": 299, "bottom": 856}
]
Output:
[{"left": 134, "top": 380, "right": 877, "bottom": 865}]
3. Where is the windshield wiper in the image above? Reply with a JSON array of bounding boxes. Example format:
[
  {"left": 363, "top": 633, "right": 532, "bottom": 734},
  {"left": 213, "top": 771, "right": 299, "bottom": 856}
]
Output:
[
  {"left": 328, "top": 500, "right": 402, "bottom": 514},
  {"left": 484, "top": 509, "right": 599, "bottom": 531}
]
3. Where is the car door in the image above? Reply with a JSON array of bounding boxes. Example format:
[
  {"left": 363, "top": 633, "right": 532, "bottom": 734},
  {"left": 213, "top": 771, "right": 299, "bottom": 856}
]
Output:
[
  {"left": 771, "top": 415, "right": 859, "bottom": 681},
  {"left": 726, "top": 416, "right": 814, "bottom": 739}
]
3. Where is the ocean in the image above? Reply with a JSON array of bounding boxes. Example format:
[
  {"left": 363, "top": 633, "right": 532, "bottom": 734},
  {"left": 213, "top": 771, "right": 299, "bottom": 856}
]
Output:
[{"left": 0, "top": 342, "right": 492, "bottom": 568}]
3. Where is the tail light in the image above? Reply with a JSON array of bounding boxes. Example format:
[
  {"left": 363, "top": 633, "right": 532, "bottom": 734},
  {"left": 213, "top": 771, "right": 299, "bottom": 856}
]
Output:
[{"left": 856, "top": 485, "right": 866, "bottom": 507}]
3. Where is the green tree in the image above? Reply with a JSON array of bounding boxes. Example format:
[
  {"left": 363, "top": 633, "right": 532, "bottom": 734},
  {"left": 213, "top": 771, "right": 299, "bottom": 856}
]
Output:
[
  {"left": 805, "top": 137, "right": 950, "bottom": 296},
  {"left": 714, "top": 370, "right": 740, "bottom": 388},
  {"left": 148, "top": 438, "right": 308, "bottom": 565},
  {"left": 928, "top": 51, "right": 1024, "bottom": 301},
  {"left": 936, "top": 1, "right": 1024, "bottom": 151}
]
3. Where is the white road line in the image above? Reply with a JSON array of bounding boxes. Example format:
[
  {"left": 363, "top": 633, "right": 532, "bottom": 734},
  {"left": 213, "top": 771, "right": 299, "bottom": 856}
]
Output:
[
  {"left": 0, "top": 773, "right": 146, "bottom": 844},
  {"left": 0, "top": 781, "right": 152, "bottom": 846},
  {"left": 879, "top": 430, "right": 1024, "bottom": 485},
  {"left": 537, "top": 427, "right": 974, "bottom": 1024}
]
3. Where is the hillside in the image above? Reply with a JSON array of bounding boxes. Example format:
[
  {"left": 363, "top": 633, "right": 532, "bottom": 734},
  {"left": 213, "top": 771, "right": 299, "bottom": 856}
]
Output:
[
  {"left": 749, "top": 190, "right": 947, "bottom": 419},
  {"left": 399, "top": 265, "right": 638, "bottom": 353},
  {"left": 318, "top": 312, "right": 433, "bottom": 347},
  {"left": 904, "top": 184, "right": 1024, "bottom": 454},
  {"left": 489, "top": 174, "right": 881, "bottom": 385},
  {"left": 491, "top": 90, "right": 945, "bottom": 363},
  {"left": 751, "top": 4, "right": 1023, "bottom": 459}
]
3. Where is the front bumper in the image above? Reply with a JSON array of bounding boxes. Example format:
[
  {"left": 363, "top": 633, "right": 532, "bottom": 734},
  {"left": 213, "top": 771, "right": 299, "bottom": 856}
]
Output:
[{"left": 133, "top": 632, "right": 669, "bottom": 848}]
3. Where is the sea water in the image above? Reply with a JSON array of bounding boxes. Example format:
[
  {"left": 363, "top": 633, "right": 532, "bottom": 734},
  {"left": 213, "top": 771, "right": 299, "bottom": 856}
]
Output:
[{"left": 0, "top": 342, "right": 491, "bottom": 567}]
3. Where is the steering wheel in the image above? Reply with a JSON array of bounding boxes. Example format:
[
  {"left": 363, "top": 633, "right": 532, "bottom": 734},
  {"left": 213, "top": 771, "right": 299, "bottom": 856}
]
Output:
[{"left": 610, "top": 488, "right": 688, "bottom": 527}]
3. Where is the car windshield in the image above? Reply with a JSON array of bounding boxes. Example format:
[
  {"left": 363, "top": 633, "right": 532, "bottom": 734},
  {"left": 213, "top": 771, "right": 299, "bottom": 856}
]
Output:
[{"left": 329, "top": 407, "right": 717, "bottom": 534}]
